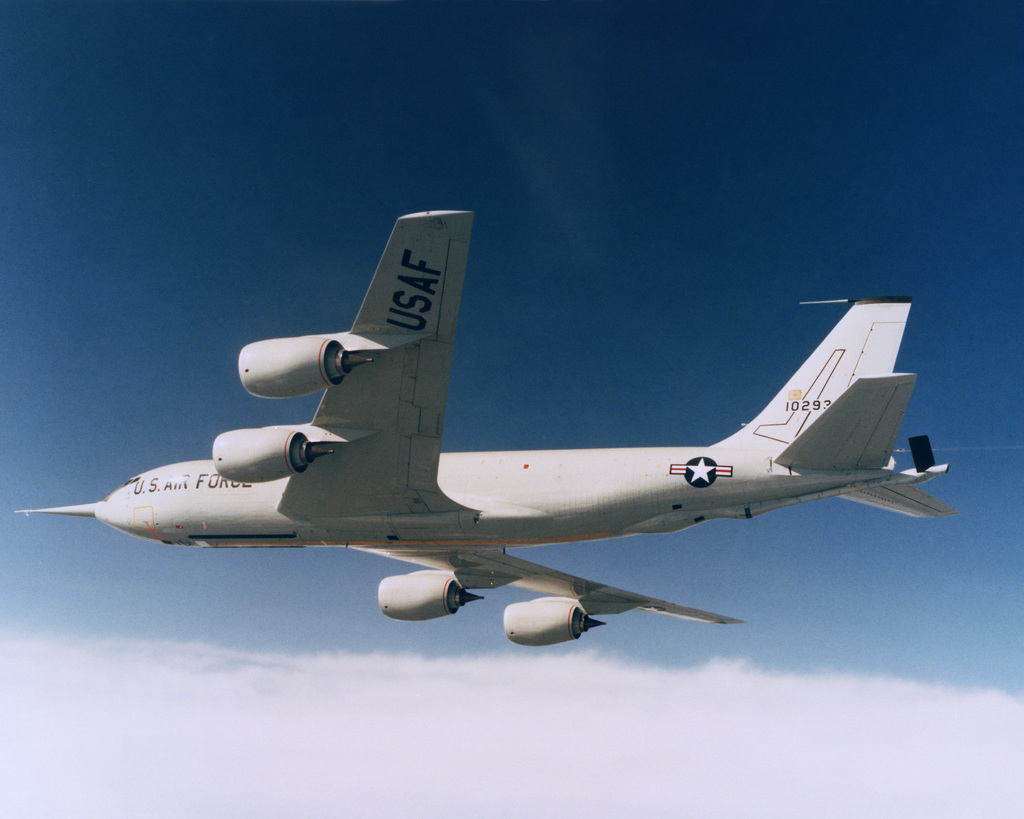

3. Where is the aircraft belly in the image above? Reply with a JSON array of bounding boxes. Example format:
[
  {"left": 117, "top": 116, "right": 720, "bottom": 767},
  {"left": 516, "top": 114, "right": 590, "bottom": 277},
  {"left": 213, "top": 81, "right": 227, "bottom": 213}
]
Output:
[
  {"left": 171, "top": 490, "right": 299, "bottom": 546},
  {"left": 312, "top": 510, "right": 618, "bottom": 550}
]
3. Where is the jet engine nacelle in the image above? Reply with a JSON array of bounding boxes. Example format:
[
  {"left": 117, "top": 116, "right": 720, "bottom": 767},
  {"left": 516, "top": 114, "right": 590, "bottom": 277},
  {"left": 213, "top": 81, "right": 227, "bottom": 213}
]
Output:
[
  {"left": 378, "top": 571, "right": 482, "bottom": 621},
  {"left": 212, "top": 427, "right": 334, "bottom": 483},
  {"left": 238, "top": 336, "right": 372, "bottom": 398},
  {"left": 503, "top": 597, "right": 605, "bottom": 646}
]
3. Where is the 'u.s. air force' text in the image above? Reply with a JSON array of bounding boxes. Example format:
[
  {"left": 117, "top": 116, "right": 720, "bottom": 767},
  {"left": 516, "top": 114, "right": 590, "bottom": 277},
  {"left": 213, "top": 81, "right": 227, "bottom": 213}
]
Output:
[{"left": 131, "top": 474, "right": 253, "bottom": 494}]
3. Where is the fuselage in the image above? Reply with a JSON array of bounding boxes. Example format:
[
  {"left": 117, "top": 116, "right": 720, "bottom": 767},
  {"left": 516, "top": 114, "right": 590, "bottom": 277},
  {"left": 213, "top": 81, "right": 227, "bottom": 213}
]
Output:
[{"left": 94, "top": 446, "right": 894, "bottom": 550}]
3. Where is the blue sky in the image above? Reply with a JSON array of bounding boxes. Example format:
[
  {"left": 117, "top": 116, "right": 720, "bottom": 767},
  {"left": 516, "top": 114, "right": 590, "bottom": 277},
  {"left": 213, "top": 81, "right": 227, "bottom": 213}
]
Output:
[{"left": 2, "top": 3, "right": 1023, "bottom": 814}]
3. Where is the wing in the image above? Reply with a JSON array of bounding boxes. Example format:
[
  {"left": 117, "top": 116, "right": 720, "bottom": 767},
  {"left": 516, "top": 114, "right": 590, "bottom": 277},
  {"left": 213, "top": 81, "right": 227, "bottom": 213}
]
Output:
[
  {"left": 279, "top": 211, "right": 474, "bottom": 519},
  {"left": 362, "top": 547, "right": 742, "bottom": 624},
  {"left": 841, "top": 484, "right": 958, "bottom": 517}
]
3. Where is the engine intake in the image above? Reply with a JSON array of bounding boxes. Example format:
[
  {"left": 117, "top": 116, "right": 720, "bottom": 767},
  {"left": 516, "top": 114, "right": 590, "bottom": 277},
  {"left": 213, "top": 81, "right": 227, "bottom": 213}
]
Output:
[
  {"left": 239, "top": 335, "right": 372, "bottom": 398},
  {"left": 503, "top": 598, "right": 605, "bottom": 646},
  {"left": 378, "top": 571, "right": 482, "bottom": 621},
  {"left": 212, "top": 427, "right": 334, "bottom": 483}
]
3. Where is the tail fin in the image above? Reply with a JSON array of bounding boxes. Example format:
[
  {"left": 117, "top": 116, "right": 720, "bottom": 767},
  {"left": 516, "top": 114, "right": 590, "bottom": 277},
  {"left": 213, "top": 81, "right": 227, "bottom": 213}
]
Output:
[{"left": 718, "top": 298, "right": 912, "bottom": 452}]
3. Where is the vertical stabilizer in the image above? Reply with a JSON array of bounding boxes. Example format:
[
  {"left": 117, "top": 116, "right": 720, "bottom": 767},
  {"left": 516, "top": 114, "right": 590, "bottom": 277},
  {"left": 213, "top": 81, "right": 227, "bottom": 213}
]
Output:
[
  {"left": 908, "top": 435, "right": 936, "bottom": 473},
  {"left": 717, "top": 298, "right": 911, "bottom": 451}
]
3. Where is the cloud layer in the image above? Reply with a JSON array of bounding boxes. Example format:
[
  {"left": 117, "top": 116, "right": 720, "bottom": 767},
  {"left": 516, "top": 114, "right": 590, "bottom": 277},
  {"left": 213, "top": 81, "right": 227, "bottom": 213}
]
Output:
[{"left": 2, "top": 634, "right": 1021, "bottom": 818}]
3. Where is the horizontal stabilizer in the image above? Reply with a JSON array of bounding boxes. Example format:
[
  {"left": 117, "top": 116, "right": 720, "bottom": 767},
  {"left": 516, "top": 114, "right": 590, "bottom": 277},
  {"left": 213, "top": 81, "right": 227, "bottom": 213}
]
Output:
[
  {"left": 776, "top": 374, "right": 916, "bottom": 471},
  {"left": 841, "top": 484, "right": 957, "bottom": 517}
]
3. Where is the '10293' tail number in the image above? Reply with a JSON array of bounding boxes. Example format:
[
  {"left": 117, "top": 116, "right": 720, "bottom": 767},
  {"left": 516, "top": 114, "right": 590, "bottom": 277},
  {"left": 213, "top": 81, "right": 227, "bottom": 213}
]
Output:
[{"left": 786, "top": 398, "right": 832, "bottom": 412}]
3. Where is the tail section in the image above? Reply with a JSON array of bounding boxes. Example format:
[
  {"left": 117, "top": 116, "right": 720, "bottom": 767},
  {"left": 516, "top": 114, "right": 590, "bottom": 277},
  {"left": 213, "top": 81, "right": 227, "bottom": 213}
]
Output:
[{"left": 718, "top": 298, "right": 912, "bottom": 452}]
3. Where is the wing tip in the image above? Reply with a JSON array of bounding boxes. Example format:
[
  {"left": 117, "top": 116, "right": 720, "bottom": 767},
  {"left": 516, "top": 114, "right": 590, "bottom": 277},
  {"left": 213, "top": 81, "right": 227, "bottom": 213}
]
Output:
[
  {"left": 398, "top": 209, "right": 474, "bottom": 222},
  {"left": 800, "top": 296, "right": 912, "bottom": 306},
  {"left": 395, "top": 210, "right": 474, "bottom": 242}
]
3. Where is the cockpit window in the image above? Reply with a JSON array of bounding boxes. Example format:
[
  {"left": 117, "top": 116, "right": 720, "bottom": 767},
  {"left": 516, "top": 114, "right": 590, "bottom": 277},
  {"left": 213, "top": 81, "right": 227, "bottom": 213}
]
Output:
[{"left": 101, "top": 477, "right": 139, "bottom": 502}]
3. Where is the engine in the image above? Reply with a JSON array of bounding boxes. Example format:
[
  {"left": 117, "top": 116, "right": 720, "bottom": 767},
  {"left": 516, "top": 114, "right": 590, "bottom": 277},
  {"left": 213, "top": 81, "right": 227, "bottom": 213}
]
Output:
[
  {"left": 378, "top": 571, "right": 482, "bottom": 621},
  {"left": 212, "top": 427, "right": 335, "bottom": 483},
  {"left": 238, "top": 335, "right": 372, "bottom": 398},
  {"left": 503, "top": 597, "right": 605, "bottom": 646}
]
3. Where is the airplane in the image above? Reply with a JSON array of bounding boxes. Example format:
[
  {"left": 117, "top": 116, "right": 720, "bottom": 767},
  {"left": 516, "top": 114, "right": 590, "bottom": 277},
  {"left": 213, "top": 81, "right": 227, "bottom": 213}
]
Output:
[{"left": 20, "top": 211, "right": 956, "bottom": 646}]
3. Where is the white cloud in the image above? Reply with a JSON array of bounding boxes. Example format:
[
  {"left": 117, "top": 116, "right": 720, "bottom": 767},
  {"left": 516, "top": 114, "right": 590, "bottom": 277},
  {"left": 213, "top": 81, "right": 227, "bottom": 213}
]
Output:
[{"left": 1, "top": 633, "right": 1021, "bottom": 818}]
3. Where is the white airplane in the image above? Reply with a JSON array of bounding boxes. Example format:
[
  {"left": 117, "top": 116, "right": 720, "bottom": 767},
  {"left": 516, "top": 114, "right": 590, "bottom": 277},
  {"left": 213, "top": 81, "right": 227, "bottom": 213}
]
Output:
[{"left": 22, "top": 211, "right": 955, "bottom": 646}]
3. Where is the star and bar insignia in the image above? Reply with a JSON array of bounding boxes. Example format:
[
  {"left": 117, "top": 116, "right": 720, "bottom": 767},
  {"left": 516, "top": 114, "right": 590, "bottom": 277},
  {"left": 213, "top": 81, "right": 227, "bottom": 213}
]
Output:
[{"left": 669, "top": 457, "right": 733, "bottom": 488}]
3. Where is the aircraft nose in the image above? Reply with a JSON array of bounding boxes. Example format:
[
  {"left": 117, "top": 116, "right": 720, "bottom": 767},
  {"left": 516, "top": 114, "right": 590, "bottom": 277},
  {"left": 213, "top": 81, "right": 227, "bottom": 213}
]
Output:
[
  {"left": 94, "top": 492, "right": 133, "bottom": 535},
  {"left": 93, "top": 498, "right": 118, "bottom": 527}
]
